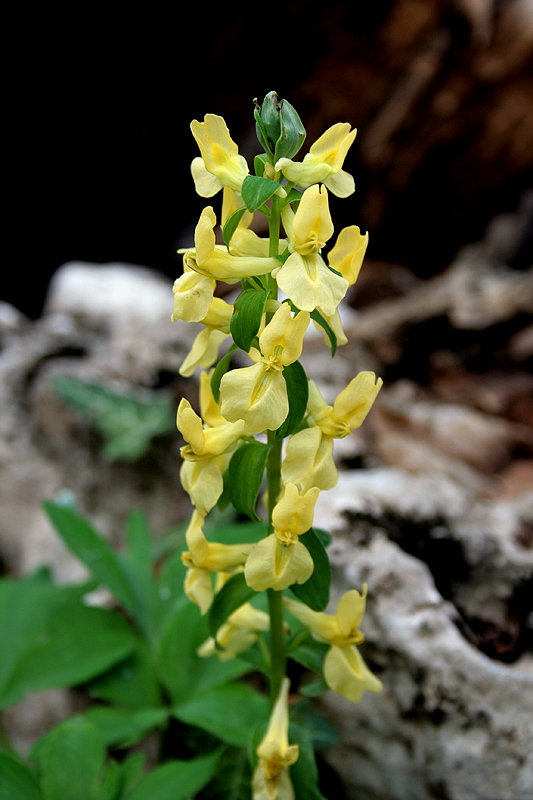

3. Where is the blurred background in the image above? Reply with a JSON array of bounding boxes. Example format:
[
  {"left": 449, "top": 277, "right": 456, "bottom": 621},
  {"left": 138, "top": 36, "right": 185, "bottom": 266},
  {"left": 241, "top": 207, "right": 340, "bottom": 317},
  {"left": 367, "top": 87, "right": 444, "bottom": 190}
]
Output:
[{"left": 7, "top": 0, "right": 533, "bottom": 318}]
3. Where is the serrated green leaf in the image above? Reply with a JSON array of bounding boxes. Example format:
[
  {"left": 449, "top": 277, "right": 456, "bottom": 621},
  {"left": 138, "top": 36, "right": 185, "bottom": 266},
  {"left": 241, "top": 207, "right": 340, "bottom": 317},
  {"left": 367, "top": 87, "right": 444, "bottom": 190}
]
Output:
[
  {"left": 228, "top": 442, "right": 272, "bottom": 521},
  {"left": 222, "top": 206, "right": 248, "bottom": 248},
  {"left": 310, "top": 310, "right": 337, "bottom": 357},
  {"left": 275, "top": 361, "right": 309, "bottom": 439},
  {"left": 288, "top": 528, "right": 331, "bottom": 611},
  {"left": 172, "top": 683, "right": 269, "bottom": 748},
  {"left": 0, "top": 752, "right": 42, "bottom": 800},
  {"left": 241, "top": 175, "right": 281, "bottom": 212},
  {"left": 208, "top": 572, "right": 257, "bottom": 639},
  {"left": 230, "top": 288, "right": 270, "bottom": 352},
  {"left": 128, "top": 748, "right": 222, "bottom": 800},
  {"left": 211, "top": 344, "right": 238, "bottom": 403}
]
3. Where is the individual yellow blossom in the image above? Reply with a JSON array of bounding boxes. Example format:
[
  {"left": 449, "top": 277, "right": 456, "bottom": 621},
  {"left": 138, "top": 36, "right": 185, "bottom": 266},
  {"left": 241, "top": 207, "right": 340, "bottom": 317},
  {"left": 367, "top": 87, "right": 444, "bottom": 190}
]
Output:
[
  {"left": 190, "top": 114, "right": 249, "bottom": 195},
  {"left": 284, "top": 587, "right": 383, "bottom": 703},
  {"left": 198, "top": 369, "right": 227, "bottom": 428},
  {"left": 171, "top": 267, "right": 216, "bottom": 323},
  {"left": 252, "top": 677, "right": 299, "bottom": 800},
  {"left": 273, "top": 186, "right": 348, "bottom": 316},
  {"left": 197, "top": 601, "right": 271, "bottom": 660},
  {"left": 245, "top": 483, "right": 318, "bottom": 591},
  {"left": 275, "top": 122, "right": 357, "bottom": 198},
  {"left": 179, "top": 297, "right": 234, "bottom": 378},
  {"left": 219, "top": 303, "right": 309, "bottom": 435},
  {"left": 183, "top": 206, "right": 279, "bottom": 284},
  {"left": 281, "top": 372, "right": 382, "bottom": 491},
  {"left": 327, "top": 225, "right": 369, "bottom": 287},
  {"left": 177, "top": 398, "right": 246, "bottom": 515},
  {"left": 181, "top": 511, "right": 255, "bottom": 614}
]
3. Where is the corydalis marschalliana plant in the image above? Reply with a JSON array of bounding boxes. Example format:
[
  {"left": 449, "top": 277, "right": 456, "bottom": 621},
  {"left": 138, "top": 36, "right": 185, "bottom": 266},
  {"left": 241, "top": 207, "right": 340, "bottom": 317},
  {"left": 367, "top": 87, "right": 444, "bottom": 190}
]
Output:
[{"left": 173, "top": 91, "right": 383, "bottom": 800}]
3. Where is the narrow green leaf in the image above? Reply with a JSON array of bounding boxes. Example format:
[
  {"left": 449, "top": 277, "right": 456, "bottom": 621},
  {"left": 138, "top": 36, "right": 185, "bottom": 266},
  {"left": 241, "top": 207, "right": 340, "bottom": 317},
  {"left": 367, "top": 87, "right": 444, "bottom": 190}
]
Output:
[
  {"left": 310, "top": 309, "right": 337, "bottom": 357},
  {"left": 120, "top": 511, "right": 157, "bottom": 639},
  {"left": 275, "top": 361, "right": 309, "bottom": 439},
  {"left": 42, "top": 502, "right": 141, "bottom": 620},
  {"left": 128, "top": 748, "right": 222, "bottom": 800},
  {"left": 0, "top": 752, "right": 42, "bottom": 800},
  {"left": 84, "top": 639, "right": 162, "bottom": 710},
  {"left": 288, "top": 636, "right": 328, "bottom": 676},
  {"left": 281, "top": 187, "right": 303, "bottom": 208},
  {"left": 208, "top": 572, "right": 257, "bottom": 639},
  {"left": 288, "top": 528, "right": 331, "bottom": 611},
  {"left": 241, "top": 175, "right": 282, "bottom": 212},
  {"left": 37, "top": 717, "right": 106, "bottom": 800},
  {"left": 230, "top": 288, "right": 270, "bottom": 353},
  {"left": 228, "top": 442, "right": 272, "bottom": 521},
  {"left": 289, "top": 723, "right": 328, "bottom": 800},
  {"left": 82, "top": 706, "right": 168, "bottom": 748},
  {"left": 211, "top": 344, "right": 238, "bottom": 403},
  {"left": 254, "top": 153, "right": 269, "bottom": 176},
  {"left": 222, "top": 206, "right": 248, "bottom": 248},
  {"left": 173, "top": 683, "right": 269, "bottom": 748}
]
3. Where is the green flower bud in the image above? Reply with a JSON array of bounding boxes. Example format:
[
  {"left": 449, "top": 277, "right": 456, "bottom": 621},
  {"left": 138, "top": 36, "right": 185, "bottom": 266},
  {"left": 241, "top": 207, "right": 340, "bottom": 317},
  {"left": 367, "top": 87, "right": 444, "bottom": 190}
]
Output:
[{"left": 254, "top": 91, "right": 306, "bottom": 163}]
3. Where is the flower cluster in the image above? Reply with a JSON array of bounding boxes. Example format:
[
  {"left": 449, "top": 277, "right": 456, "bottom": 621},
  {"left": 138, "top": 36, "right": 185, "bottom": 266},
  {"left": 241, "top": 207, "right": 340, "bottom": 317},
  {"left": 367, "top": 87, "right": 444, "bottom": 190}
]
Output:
[{"left": 173, "top": 92, "right": 383, "bottom": 800}]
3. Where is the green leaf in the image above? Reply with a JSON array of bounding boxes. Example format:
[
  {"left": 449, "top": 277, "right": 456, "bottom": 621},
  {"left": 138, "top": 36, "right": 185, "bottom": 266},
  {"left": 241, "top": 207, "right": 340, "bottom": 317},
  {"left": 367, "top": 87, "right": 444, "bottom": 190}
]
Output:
[
  {"left": 85, "top": 639, "right": 162, "bottom": 710},
  {"left": 51, "top": 376, "right": 174, "bottom": 462},
  {"left": 222, "top": 206, "right": 248, "bottom": 248},
  {"left": 310, "top": 310, "right": 337, "bottom": 357},
  {"left": 197, "top": 746, "right": 252, "bottom": 800},
  {"left": 208, "top": 572, "right": 257, "bottom": 639},
  {"left": 230, "top": 288, "right": 270, "bottom": 353},
  {"left": 211, "top": 344, "right": 238, "bottom": 403},
  {"left": 128, "top": 748, "right": 222, "bottom": 800},
  {"left": 0, "top": 752, "right": 42, "bottom": 800},
  {"left": 82, "top": 706, "right": 168, "bottom": 748},
  {"left": 228, "top": 442, "right": 272, "bottom": 521},
  {"left": 281, "top": 187, "right": 303, "bottom": 208},
  {"left": 289, "top": 723, "right": 328, "bottom": 800},
  {"left": 120, "top": 511, "right": 158, "bottom": 639},
  {"left": 288, "top": 637, "right": 328, "bottom": 677},
  {"left": 172, "top": 683, "right": 269, "bottom": 748},
  {"left": 42, "top": 501, "right": 141, "bottom": 623},
  {"left": 275, "top": 360, "right": 309, "bottom": 439},
  {"left": 254, "top": 153, "right": 269, "bottom": 176},
  {"left": 241, "top": 175, "right": 281, "bottom": 212},
  {"left": 288, "top": 528, "right": 331, "bottom": 611},
  {"left": 290, "top": 700, "right": 339, "bottom": 749},
  {"left": 36, "top": 716, "right": 106, "bottom": 800}
]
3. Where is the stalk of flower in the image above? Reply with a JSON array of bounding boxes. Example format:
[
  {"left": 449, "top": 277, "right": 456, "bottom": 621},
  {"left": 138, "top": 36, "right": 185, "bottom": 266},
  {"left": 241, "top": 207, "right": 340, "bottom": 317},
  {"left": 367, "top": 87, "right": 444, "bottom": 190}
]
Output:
[
  {"left": 219, "top": 303, "right": 310, "bottom": 435},
  {"left": 252, "top": 677, "right": 299, "bottom": 800},
  {"left": 273, "top": 184, "right": 349, "bottom": 315},
  {"left": 245, "top": 483, "right": 320, "bottom": 591},
  {"left": 275, "top": 122, "right": 357, "bottom": 197},
  {"left": 281, "top": 371, "right": 383, "bottom": 491},
  {"left": 283, "top": 586, "right": 383, "bottom": 703}
]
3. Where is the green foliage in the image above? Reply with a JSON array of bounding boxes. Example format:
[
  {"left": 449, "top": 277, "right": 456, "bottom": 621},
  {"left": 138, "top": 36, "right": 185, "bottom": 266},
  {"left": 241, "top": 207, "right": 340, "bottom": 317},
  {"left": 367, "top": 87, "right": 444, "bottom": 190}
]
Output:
[
  {"left": 51, "top": 376, "right": 175, "bottom": 462},
  {"left": 240, "top": 175, "right": 283, "bottom": 213},
  {"left": 289, "top": 528, "right": 332, "bottom": 611},
  {"left": 228, "top": 441, "right": 272, "bottom": 521},
  {"left": 230, "top": 288, "right": 270, "bottom": 353}
]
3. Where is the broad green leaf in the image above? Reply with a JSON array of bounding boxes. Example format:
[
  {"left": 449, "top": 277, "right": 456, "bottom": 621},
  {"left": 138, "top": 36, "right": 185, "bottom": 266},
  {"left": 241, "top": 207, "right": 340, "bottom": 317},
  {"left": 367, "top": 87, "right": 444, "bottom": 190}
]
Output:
[
  {"left": 82, "top": 706, "right": 168, "bottom": 748},
  {"left": 2, "top": 603, "right": 137, "bottom": 708},
  {"left": 211, "top": 344, "right": 238, "bottom": 403},
  {"left": 288, "top": 637, "right": 328, "bottom": 677},
  {"left": 85, "top": 639, "right": 162, "bottom": 710},
  {"left": 222, "top": 206, "right": 248, "bottom": 248},
  {"left": 288, "top": 528, "right": 331, "bottom": 611},
  {"left": 290, "top": 700, "right": 339, "bottom": 749},
  {"left": 0, "top": 752, "right": 42, "bottom": 800},
  {"left": 36, "top": 716, "right": 106, "bottom": 800},
  {"left": 230, "top": 288, "right": 270, "bottom": 353},
  {"left": 208, "top": 572, "right": 257, "bottom": 639},
  {"left": 289, "top": 723, "right": 328, "bottom": 800},
  {"left": 172, "top": 682, "right": 269, "bottom": 748},
  {"left": 197, "top": 746, "right": 252, "bottom": 800},
  {"left": 241, "top": 175, "right": 281, "bottom": 212},
  {"left": 254, "top": 153, "right": 269, "bottom": 176},
  {"left": 51, "top": 376, "right": 174, "bottom": 462},
  {"left": 42, "top": 501, "right": 141, "bottom": 623},
  {"left": 117, "top": 752, "right": 146, "bottom": 798},
  {"left": 281, "top": 187, "right": 303, "bottom": 208},
  {"left": 120, "top": 511, "right": 157, "bottom": 639},
  {"left": 228, "top": 442, "right": 272, "bottom": 521},
  {"left": 128, "top": 748, "right": 222, "bottom": 800},
  {"left": 205, "top": 518, "right": 267, "bottom": 546},
  {"left": 310, "top": 309, "right": 337, "bottom": 357},
  {"left": 156, "top": 600, "right": 249, "bottom": 704},
  {"left": 275, "top": 360, "right": 309, "bottom": 439}
]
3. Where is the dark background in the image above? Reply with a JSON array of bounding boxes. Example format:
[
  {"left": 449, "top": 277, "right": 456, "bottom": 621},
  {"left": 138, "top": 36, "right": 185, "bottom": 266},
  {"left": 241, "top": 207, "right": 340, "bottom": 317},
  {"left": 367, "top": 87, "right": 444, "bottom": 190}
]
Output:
[{"left": 6, "top": 0, "right": 532, "bottom": 319}]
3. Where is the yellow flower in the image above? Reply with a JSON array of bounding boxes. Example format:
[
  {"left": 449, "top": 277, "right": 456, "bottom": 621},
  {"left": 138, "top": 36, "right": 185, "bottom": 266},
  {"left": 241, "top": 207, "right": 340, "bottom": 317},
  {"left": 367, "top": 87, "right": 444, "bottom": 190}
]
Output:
[
  {"left": 190, "top": 114, "right": 249, "bottom": 195},
  {"left": 181, "top": 511, "right": 255, "bottom": 613},
  {"left": 283, "top": 587, "right": 383, "bottom": 703},
  {"left": 179, "top": 297, "right": 234, "bottom": 378},
  {"left": 281, "top": 373, "right": 382, "bottom": 491},
  {"left": 252, "top": 677, "right": 299, "bottom": 800},
  {"left": 171, "top": 267, "right": 216, "bottom": 323},
  {"left": 275, "top": 122, "right": 357, "bottom": 197},
  {"left": 183, "top": 207, "right": 279, "bottom": 284},
  {"left": 327, "top": 225, "right": 369, "bottom": 287},
  {"left": 244, "top": 483, "right": 318, "bottom": 591},
  {"left": 221, "top": 187, "right": 254, "bottom": 229},
  {"left": 177, "top": 397, "right": 245, "bottom": 515},
  {"left": 273, "top": 186, "right": 348, "bottom": 316},
  {"left": 197, "top": 601, "right": 270, "bottom": 660},
  {"left": 219, "top": 303, "right": 309, "bottom": 435}
]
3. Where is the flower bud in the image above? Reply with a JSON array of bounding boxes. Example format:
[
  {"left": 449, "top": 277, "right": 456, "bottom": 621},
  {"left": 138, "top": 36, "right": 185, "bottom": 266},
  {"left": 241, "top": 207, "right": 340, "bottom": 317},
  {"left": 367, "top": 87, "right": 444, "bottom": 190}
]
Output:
[{"left": 254, "top": 91, "right": 306, "bottom": 163}]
